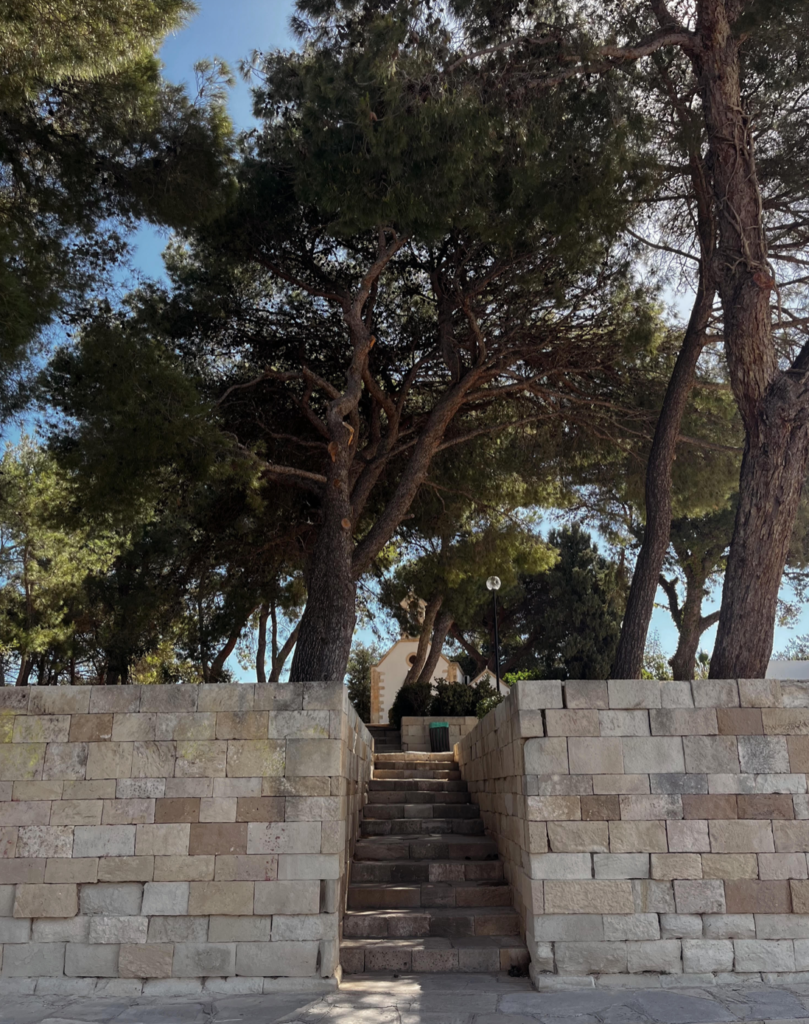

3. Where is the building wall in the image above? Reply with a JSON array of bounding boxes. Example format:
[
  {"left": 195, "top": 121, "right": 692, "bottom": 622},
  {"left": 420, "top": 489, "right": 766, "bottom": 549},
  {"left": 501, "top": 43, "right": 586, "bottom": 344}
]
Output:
[
  {"left": 369, "top": 639, "right": 460, "bottom": 725},
  {"left": 457, "top": 677, "right": 809, "bottom": 986},
  {"left": 0, "top": 682, "right": 371, "bottom": 996}
]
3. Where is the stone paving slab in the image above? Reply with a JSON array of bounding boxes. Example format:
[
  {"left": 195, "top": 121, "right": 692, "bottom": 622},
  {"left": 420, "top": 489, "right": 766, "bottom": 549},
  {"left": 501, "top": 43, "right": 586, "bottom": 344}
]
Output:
[{"left": 5, "top": 974, "right": 809, "bottom": 1023}]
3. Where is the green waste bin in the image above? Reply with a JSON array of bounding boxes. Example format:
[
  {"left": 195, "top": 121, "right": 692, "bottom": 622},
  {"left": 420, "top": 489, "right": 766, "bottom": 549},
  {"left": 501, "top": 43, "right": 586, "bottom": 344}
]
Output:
[{"left": 429, "top": 721, "right": 450, "bottom": 752}]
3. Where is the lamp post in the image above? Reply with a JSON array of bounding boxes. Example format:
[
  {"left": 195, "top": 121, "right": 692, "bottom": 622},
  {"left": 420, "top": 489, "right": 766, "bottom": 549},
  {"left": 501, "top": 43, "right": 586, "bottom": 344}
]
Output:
[{"left": 486, "top": 576, "right": 502, "bottom": 694}]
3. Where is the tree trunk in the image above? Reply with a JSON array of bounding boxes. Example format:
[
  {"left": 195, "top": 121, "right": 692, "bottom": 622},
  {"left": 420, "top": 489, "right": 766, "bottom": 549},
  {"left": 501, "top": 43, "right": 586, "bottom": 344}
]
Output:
[
  {"left": 210, "top": 625, "right": 243, "bottom": 682},
  {"left": 404, "top": 594, "right": 442, "bottom": 686},
  {"left": 256, "top": 602, "right": 269, "bottom": 684},
  {"left": 15, "top": 656, "right": 31, "bottom": 687},
  {"left": 416, "top": 608, "right": 454, "bottom": 685},
  {"left": 611, "top": 271, "right": 714, "bottom": 678},
  {"left": 270, "top": 623, "right": 300, "bottom": 682}
]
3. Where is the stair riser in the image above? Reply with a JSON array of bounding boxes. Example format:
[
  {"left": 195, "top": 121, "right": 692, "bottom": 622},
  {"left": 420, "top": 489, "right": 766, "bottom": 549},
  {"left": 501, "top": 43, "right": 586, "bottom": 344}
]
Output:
[
  {"left": 350, "top": 861, "right": 504, "bottom": 884},
  {"left": 369, "top": 779, "right": 468, "bottom": 793},
  {"left": 347, "top": 886, "right": 513, "bottom": 911},
  {"left": 341, "top": 945, "right": 529, "bottom": 975},
  {"left": 354, "top": 839, "right": 499, "bottom": 861},
  {"left": 363, "top": 803, "right": 480, "bottom": 820},
  {"left": 361, "top": 819, "right": 485, "bottom": 837},
  {"left": 373, "top": 770, "right": 462, "bottom": 780},
  {"left": 365, "top": 790, "right": 470, "bottom": 805}
]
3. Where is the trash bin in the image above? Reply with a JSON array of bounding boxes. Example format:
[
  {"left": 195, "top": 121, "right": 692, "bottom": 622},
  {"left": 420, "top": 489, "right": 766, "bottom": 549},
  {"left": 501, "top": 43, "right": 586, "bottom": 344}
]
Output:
[{"left": 429, "top": 721, "right": 450, "bottom": 752}]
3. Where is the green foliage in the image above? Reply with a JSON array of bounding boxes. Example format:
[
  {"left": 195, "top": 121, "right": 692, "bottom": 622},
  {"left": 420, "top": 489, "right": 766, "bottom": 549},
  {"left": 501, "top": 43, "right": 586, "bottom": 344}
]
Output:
[
  {"left": 345, "top": 641, "right": 381, "bottom": 723},
  {"left": 431, "top": 677, "right": 501, "bottom": 718},
  {"left": 476, "top": 693, "right": 505, "bottom": 719},
  {"left": 388, "top": 680, "right": 435, "bottom": 729},
  {"left": 642, "top": 631, "right": 673, "bottom": 681}
]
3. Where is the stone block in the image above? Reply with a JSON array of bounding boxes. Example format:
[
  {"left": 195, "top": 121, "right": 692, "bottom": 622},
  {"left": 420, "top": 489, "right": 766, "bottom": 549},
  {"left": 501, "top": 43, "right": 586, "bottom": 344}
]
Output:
[
  {"left": 45, "top": 858, "right": 98, "bottom": 884},
  {"left": 650, "top": 709, "right": 717, "bottom": 736},
  {"left": 794, "top": 939, "right": 809, "bottom": 970},
  {"left": 235, "top": 797, "right": 285, "bottom": 822},
  {"left": 526, "top": 796, "right": 581, "bottom": 821},
  {"left": 565, "top": 680, "right": 609, "bottom": 709},
  {"left": 32, "top": 916, "right": 90, "bottom": 942},
  {"left": 626, "top": 939, "right": 682, "bottom": 973},
  {"left": 594, "top": 854, "right": 649, "bottom": 879},
  {"left": 13, "top": 715, "right": 70, "bottom": 744},
  {"left": 568, "top": 738, "right": 623, "bottom": 775},
  {"left": 175, "top": 741, "right": 227, "bottom": 778},
  {"left": 739, "top": 678, "right": 781, "bottom": 707},
  {"left": 246, "top": 821, "right": 321, "bottom": 854},
  {"left": 682, "top": 939, "right": 733, "bottom": 973},
  {"left": 791, "top": 881, "right": 809, "bottom": 914},
  {"left": 42, "top": 743, "right": 87, "bottom": 781},
  {"left": 660, "top": 914, "right": 702, "bottom": 939},
  {"left": 198, "top": 684, "right": 256, "bottom": 712},
  {"left": 188, "top": 822, "right": 247, "bottom": 856},
  {"left": 683, "top": 736, "right": 739, "bottom": 774},
  {"left": 702, "top": 914, "right": 755, "bottom": 939},
  {"left": 788, "top": 735, "right": 809, "bottom": 773},
  {"left": 118, "top": 778, "right": 166, "bottom": 799},
  {"left": 544, "top": 880, "right": 634, "bottom": 914},
  {"left": 547, "top": 821, "right": 608, "bottom": 853},
  {"left": 12, "top": 780, "right": 61, "bottom": 801},
  {"left": 97, "top": 857, "right": 155, "bottom": 882},
  {"left": 0, "top": 859, "right": 45, "bottom": 883},
  {"left": 651, "top": 854, "right": 703, "bottom": 880},
  {"left": 530, "top": 774, "right": 592, "bottom": 796},
  {"left": 262, "top": 777, "right": 330, "bottom": 797},
  {"left": 153, "top": 856, "right": 214, "bottom": 882},
  {"left": 0, "top": 918, "right": 30, "bottom": 943},
  {"left": 187, "top": 881, "right": 254, "bottom": 916},
  {"left": 763, "top": 708, "right": 809, "bottom": 734},
  {"left": 286, "top": 796, "right": 341, "bottom": 821},
  {"left": 701, "top": 854, "right": 758, "bottom": 880},
  {"left": 0, "top": 886, "right": 14, "bottom": 916},
  {"left": 112, "top": 713, "right": 156, "bottom": 742},
  {"left": 545, "top": 710, "right": 600, "bottom": 737},
  {"left": 86, "top": 742, "right": 133, "bottom": 780},
  {"left": 88, "top": 915, "right": 148, "bottom": 944},
  {"left": 154, "top": 798, "right": 200, "bottom": 824},
  {"left": 131, "top": 743, "right": 176, "bottom": 779},
  {"left": 235, "top": 940, "right": 319, "bottom": 977},
  {"left": 682, "top": 794, "right": 737, "bottom": 819},
  {"left": 516, "top": 711, "right": 544, "bottom": 737},
  {"left": 513, "top": 680, "right": 563, "bottom": 710},
  {"left": 524, "top": 739, "right": 568, "bottom": 775},
  {"left": 17, "top": 825, "right": 73, "bottom": 859},
  {"left": 734, "top": 939, "right": 795, "bottom": 973},
  {"left": 667, "top": 820, "right": 710, "bottom": 853},
  {"left": 717, "top": 709, "right": 763, "bottom": 735},
  {"left": 50, "top": 800, "right": 102, "bottom": 827},
  {"left": 172, "top": 942, "right": 235, "bottom": 977},
  {"left": 277, "top": 853, "right": 339, "bottom": 879},
  {"left": 2, "top": 942, "right": 65, "bottom": 976},
  {"left": 267, "top": 710, "right": 331, "bottom": 740},
  {"left": 725, "top": 880, "right": 791, "bottom": 914},
  {"left": 598, "top": 711, "right": 650, "bottom": 737},
  {"left": 533, "top": 914, "right": 604, "bottom": 941},
  {"left": 0, "top": 801, "right": 49, "bottom": 826},
  {"left": 119, "top": 943, "right": 173, "bottom": 978},
  {"left": 208, "top": 916, "right": 273, "bottom": 941},
  {"left": 660, "top": 681, "right": 695, "bottom": 708},
  {"left": 604, "top": 914, "right": 659, "bottom": 941},
  {"left": 143, "top": 978, "right": 203, "bottom": 996},
  {"left": 710, "top": 819, "right": 774, "bottom": 853},
  {"left": 609, "top": 821, "right": 668, "bottom": 853},
  {"left": 530, "top": 853, "right": 592, "bottom": 879},
  {"left": 692, "top": 680, "right": 739, "bottom": 707},
  {"left": 139, "top": 686, "right": 197, "bottom": 713},
  {"left": 226, "top": 740, "right": 286, "bottom": 778},
  {"left": 253, "top": 880, "right": 320, "bottom": 915},
  {"left": 620, "top": 795, "right": 683, "bottom": 820},
  {"left": 738, "top": 736, "right": 790, "bottom": 774},
  {"left": 774, "top": 820, "right": 809, "bottom": 852},
  {"left": 673, "top": 879, "right": 726, "bottom": 914},
  {"left": 15, "top": 883, "right": 77, "bottom": 918},
  {"left": 555, "top": 941, "right": 627, "bottom": 975},
  {"left": 68, "top": 714, "right": 114, "bottom": 744},
  {"left": 215, "top": 778, "right": 261, "bottom": 798},
  {"left": 214, "top": 855, "right": 278, "bottom": 882},
  {"left": 581, "top": 795, "right": 620, "bottom": 821},
  {"left": 608, "top": 680, "right": 661, "bottom": 709},
  {"left": 80, "top": 882, "right": 143, "bottom": 915},
  {"left": 794, "top": 795, "right": 809, "bottom": 818},
  {"left": 0, "top": 743, "right": 46, "bottom": 780},
  {"left": 102, "top": 799, "right": 155, "bottom": 826},
  {"left": 215, "top": 712, "right": 269, "bottom": 740},
  {"left": 164, "top": 778, "right": 211, "bottom": 798},
  {"left": 142, "top": 882, "right": 190, "bottom": 916},
  {"left": 134, "top": 824, "right": 190, "bottom": 857},
  {"left": 253, "top": 683, "right": 303, "bottom": 712},
  {"left": 147, "top": 916, "right": 207, "bottom": 942},
  {"left": 30, "top": 688, "right": 90, "bottom": 715},
  {"left": 155, "top": 713, "right": 216, "bottom": 742},
  {"left": 271, "top": 913, "right": 336, "bottom": 941},
  {"left": 756, "top": 915, "right": 809, "bottom": 938},
  {"left": 738, "top": 794, "right": 794, "bottom": 820},
  {"left": 622, "top": 738, "right": 684, "bottom": 775}
]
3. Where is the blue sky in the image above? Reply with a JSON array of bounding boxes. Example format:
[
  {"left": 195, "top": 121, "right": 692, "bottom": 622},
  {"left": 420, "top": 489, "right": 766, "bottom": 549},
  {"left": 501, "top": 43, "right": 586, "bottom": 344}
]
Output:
[{"left": 100, "top": 1, "right": 809, "bottom": 670}]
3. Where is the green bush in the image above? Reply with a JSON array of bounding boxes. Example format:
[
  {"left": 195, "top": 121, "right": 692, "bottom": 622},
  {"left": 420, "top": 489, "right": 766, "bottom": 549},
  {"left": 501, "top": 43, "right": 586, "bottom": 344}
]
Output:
[
  {"left": 430, "top": 678, "right": 480, "bottom": 717},
  {"left": 476, "top": 693, "right": 505, "bottom": 719},
  {"left": 388, "top": 679, "right": 434, "bottom": 729}
]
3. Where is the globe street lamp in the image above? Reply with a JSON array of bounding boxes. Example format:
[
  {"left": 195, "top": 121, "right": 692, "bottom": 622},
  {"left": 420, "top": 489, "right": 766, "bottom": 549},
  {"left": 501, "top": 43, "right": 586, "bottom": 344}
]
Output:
[{"left": 486, "top": 576, "right": 502, "bottom": 693}]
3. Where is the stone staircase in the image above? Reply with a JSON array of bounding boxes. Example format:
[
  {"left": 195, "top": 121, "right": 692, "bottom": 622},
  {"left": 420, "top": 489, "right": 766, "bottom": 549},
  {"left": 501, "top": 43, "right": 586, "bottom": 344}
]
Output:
[
  {"left": 340, "top": 751, "right": 529, "bottom": 974},
  {"left": 367, "top": 725, "right": 401, "bottom": 752}
]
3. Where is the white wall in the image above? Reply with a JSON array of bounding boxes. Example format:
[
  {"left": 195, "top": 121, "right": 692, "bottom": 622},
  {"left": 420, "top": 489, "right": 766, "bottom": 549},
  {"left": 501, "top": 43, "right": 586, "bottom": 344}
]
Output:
[{"left": 372, "top": 639, "right": 459, "bottom": 725}]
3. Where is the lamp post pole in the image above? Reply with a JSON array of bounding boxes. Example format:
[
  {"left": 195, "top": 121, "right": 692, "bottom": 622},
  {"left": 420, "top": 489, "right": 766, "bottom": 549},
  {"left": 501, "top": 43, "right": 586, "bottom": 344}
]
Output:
[{"left": 486, "top": 576, "right": 502, "bottom": 694}]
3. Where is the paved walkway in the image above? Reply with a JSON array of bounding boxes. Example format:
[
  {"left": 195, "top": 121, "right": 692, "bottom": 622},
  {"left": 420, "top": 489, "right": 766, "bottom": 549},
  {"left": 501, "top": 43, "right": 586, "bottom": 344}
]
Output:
[{"left": 6, "top": 973, "right": 809, "bottom": 1023}]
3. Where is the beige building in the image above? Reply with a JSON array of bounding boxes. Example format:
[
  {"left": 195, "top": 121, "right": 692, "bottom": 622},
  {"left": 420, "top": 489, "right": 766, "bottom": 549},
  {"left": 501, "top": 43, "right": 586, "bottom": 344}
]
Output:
[{"left": 369, "top": 638, "right": 461, "bottom": 725}]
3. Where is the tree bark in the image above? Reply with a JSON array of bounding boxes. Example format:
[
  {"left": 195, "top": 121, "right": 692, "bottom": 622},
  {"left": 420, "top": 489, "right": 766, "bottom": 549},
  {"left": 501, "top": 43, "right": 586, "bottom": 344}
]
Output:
[
  {"left": 256, "top": 602, "right": 269, "bottom": 684},
  {"left": 404, "top": 594, "right": 443, "bottom": 686},
  {"left": 416, "top": 608, "right": 454, "bottom": 685},
  {"left": 660, "top": 572, "right": 721, "bottom": 680},
  {"left": 270, "top": 623, "right": 300, "bottom": 682},
  {"left": 210, "top": 624, "right": 243, "bottom": 682}
]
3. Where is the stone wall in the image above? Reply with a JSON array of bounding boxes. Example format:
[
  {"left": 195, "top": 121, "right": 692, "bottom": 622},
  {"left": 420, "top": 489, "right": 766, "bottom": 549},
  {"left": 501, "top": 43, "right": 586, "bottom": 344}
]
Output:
[
  {"left": 456, "top": 677, "right": 809, "bottom": 986},
  {"left": 400, "top": 716, "right": 478, "bottom": 753},
  {"left": 0, "top": 681, "right": 371, "bottom": 996}
]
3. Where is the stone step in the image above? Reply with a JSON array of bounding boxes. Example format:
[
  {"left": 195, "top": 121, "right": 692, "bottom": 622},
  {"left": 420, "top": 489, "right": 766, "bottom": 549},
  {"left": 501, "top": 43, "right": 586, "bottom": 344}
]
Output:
[
  {"left": 350, "top": 859, "right": 504, "bottom": 884},
  {"left": 375, "top": 752, "right": 455, "bottom": 763},
  {"left": 354, "top": 834, "right": 499, "bottom": 862},
  {"left": 373, "top": 769, "right": 462, "bottom": 780},
  {"left": 366, "top": 789, "right": 471, "bottom": 805},
  {"left": 343, "top": 905, "right": 520, "bottom": 937},
  {"left": 340, "top": 936, "right": 530, "bottom": 974},
  {"left": 360, "top": 817, "right": 485, "bottom": 837},
  {"left": 369, "top": 778, "right": 468, "bottom": 793},
  {"left": 364, "top": 802, "right": 480, "bottom": 820},
  {"left": 347, "top": 881, "right": 513, "bottom": 912},
  {"left": 374, "top": 759, "right": 457, "bottom": 772}
]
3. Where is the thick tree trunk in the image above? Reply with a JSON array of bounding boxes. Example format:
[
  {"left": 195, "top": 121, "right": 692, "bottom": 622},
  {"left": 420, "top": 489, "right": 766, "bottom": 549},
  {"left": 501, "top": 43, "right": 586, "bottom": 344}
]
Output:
[
  {"left": 270, "top": 623, "right": 300, "bottom": 682},
  {"left": 404, "top": 594, "right": 443, "bottom": 686},
  {"left": 256, "top": 603, "right": 269, "bottom": 684},
  {"left": 416, "top": 608, "right": 454, "bottom": 685}
]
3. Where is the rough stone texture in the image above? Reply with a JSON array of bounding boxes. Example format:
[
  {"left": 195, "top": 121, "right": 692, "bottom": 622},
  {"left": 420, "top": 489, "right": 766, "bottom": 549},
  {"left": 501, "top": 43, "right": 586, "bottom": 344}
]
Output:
[{"left": 0, "top": 682, "right": 371, "bottom": 985}]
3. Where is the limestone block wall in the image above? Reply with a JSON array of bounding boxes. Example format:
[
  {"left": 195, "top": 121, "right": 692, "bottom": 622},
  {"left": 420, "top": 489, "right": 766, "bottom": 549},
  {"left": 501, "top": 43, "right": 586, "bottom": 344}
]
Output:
[
  {"left": 456, "top": 677, "right": 809, "bottom": 984},
  {"left": 0, "top": 681, "right": 371, "bottom": 995},
  {"left": 400, "top": 716, "right": 478, "bottom": 752}
]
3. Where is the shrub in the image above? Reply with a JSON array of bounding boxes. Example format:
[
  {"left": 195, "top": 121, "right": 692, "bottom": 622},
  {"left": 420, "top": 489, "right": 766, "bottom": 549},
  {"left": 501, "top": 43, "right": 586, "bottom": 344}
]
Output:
[{"left": 388, "top": 679, "right": 434, "bottom": 729}]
